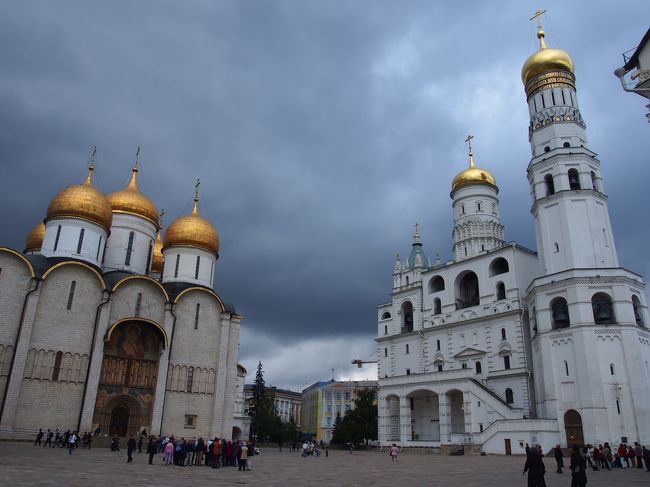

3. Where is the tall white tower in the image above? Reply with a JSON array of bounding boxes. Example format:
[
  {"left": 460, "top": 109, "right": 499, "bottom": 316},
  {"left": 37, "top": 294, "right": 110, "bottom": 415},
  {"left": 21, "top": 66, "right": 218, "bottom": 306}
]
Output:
[
  {"left": 524, "top": 14, "right": 650, "bottom": 446},
  {"left": 450, "top": 136, "right": 505, "bottom": 262}
]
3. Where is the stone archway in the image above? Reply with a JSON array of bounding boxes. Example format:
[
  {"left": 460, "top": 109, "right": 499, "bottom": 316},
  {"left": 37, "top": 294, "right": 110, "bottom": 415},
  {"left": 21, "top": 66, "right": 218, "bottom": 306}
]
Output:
[
  {"left": 564, "top": 409, "right": 584, "bottom": 447},
  {"left": 101, "top": 394, "right": 144, "bottom": 437},
  {"left": 92, "top": 319, "right": 165, "bottom": 436},
  {"left": 407, "top": 390, "right": 440, "bottom": 442},
  {"left": 232, "top": 426, "right": 242, "bottom": 441}
]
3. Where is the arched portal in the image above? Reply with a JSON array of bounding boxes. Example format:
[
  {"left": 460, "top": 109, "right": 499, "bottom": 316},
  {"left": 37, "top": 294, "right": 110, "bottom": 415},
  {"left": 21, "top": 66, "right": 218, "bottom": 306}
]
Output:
[
  {"left": 92, "top": 319, "right": 165, "bottom": 436},
  {"left": 448, "top": 390, "right": 465, "bottom": 434},
  {"left": 385, "top": 395, "right": 401, "bottom": 442},
  {"left": 564, "top": 409, "right": 584, "bottom": 446},
  {"left": 407, "top": 390, "right": 440, "bottom": 441},
  {"left": 232, "top": 426, "right": 242, "bottom": 441}
]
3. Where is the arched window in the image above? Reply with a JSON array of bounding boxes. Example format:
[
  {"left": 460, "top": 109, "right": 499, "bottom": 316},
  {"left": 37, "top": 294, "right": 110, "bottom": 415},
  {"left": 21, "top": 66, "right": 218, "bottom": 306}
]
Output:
[
  {"left": 406, "top": 276, "right": 410, "bottom": 285},
  {"left": 381, "top": 312, "right": 391, "bottom": 320},
  {"left": 455, "top": 271, "right": 479, "bottom": 309},
  {"left": 545, "top": 174, "right": 555, "bottom": 196},
  {"left": 496, "top": 282, "right": 506, "bottom": 300},
  {"left": 434, "top": 298, "right": 442, "bottom": 315},
  {"left": 551, "top": 297, "right": 570, "bottom": 329},
  {"left": 632, "top": 295, "right": 644, "bottom": 327},
  {"left": 52, "top": 352, "right": 63, "bottom": 381},
  {"left": 564, "top": 361, "right": 569, "bottom": 376},
  {"left": 77, "top": 228, "right": 85, "bottom": 254},
  {"left": 568, "top": 168, "right": 581, "bottom": 190},
  {"left": 145, "top": 240, "right": 153, "bottom": 274},
  {"left": 475, "top": 361, "right": 482, "bottom": 374},
  {"left": 429, "top": 276, "right": 445, "bottom": 293},
  {"left": 401, "top": 301, "right": 414, "bottom": 333},
  {"left": 563, "top": 142, "right": 570, "bottom": 148},
  {"left": 591, "top": 171, "right": 598, "bottom": 191},
  {"left": 592, "top": 293, "right": 615, "bottom": 324},
  {"left": 501, "top": 328, "right": 507, "bottom": 340},
  {"left": 609, "top": 363, "right": 615, "bottom": 376},
  {"left": 544, "top": 146, "right": 550, "bottom": 153},
  {"left": 505, "top": 388, "right": 514, "bottom": 404},
  {"left": 489, "top": 258, "right": 509, "bottom": 276},
  {"left": 187, "top": 367, "right": 194, "bottom": 393},
  {"left": 66, "top": 281, "right": 76, "bottom": 310},
  {"left": 135, "top": 293, "right": 142, "bottom": 317}
]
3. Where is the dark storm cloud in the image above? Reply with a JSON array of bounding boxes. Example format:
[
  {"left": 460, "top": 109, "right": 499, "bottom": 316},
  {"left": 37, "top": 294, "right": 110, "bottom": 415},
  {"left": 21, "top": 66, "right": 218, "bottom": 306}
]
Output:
[{"left": 1, "top": 0, "right": 649, "bottom": 387}]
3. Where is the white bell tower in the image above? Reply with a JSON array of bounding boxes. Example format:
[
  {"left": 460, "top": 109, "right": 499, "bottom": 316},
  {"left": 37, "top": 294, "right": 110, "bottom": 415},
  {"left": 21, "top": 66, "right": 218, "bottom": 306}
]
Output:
[{"left": 524, "top": 12, "right": 650, "bottom": 447}]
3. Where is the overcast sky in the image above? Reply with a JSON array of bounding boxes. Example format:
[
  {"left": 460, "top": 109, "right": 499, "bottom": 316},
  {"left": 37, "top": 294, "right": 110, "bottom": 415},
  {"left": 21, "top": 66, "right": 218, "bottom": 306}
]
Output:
[{"left": 1, "top": 1, "right": 648, "bottom": 391}]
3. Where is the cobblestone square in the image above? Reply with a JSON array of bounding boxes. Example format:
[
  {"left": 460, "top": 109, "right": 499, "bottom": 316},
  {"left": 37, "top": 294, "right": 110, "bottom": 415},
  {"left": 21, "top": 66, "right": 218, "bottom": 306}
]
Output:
[{"left": 2, "top": 443, "right": 649, "bottom": 487}]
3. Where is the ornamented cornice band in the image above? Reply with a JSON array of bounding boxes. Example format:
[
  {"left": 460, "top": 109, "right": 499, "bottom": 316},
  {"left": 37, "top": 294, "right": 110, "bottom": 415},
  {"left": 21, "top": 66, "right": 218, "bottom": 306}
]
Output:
[
  {"left": 525, "top": 71, "right": 576, "bottom": 100},
  {"left": 528, "top": 106, "right": 585, "bottom": 135}
]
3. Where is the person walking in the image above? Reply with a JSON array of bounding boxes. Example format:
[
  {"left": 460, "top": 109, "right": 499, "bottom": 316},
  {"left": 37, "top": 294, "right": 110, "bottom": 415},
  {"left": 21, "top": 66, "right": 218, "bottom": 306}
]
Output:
[
  {"left": 137, "top": 434, "right": 143, "bottom": 454},
  {"left": 127, "top": 435, "right": 136, "bottom": 463},
  {"left": 195, "top": 437, "right": 205, "bottom": 466},
  {"left": 147, "top": 435, "right": 157, "bottom": 465},
  {"left": 43, "top": 429, "right": 53, "bottom": 447},
  {"left": 68, "top": 431, "right": 77, "bottom": 455},
  {"left": 554, "top": 444, "right": 564, "bottom": 473},
  {"left": 163, "top": 439, "right": 174, "bottom": 465},
  {"left": 570, "top": 444, "right": 587, "bottom": 487},
  {"left": 643, "top": 446, "right": 650, "bottom": 472},
  {"left": 634, "top": 442, "right": 643, "bottom": 469},
  {"left": 34, "top": 428, "right": 44, "bottom": 446},
  {"left": 601, "top": 443, "right": 612, "bottom": 470},
  {"left": 53, "top": 429, "right": 61, "bottom": 448},
  {"left": 211, "top": 437, "right": 221, "bottom": 468},
  {"left": 390, "top": 443, "right": 400, "bottom": 463},
  {"left": 523, "top": 445, "right": 546, "bottom": 487},
  {"left": 246, "top": 442, "right": 254, "bottom": 471},
  {"left": 238, "top": 441, "right": 248, "bottom": 471}
]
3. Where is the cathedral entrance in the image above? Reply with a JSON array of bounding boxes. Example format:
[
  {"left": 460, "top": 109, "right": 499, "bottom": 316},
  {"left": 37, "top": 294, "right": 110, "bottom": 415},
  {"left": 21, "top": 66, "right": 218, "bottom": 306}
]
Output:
[
  {"left": 92, "top": 319, "right": 166, "bottom": 436},
  {"left": 109, "top": 406, "right": 129, "bottom": 437},
  {"left": 408, "top": 390, "right": 440, "bottom": 442},
  {"left": 564, "top": 409, "right": 584, "bottom": 446}
]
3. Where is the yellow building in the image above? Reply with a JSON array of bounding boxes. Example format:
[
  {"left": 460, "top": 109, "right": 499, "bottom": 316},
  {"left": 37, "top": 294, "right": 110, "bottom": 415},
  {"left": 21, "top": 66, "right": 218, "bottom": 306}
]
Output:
[{"left": 301, "top": 380, "right": 377, "bottom": 443}]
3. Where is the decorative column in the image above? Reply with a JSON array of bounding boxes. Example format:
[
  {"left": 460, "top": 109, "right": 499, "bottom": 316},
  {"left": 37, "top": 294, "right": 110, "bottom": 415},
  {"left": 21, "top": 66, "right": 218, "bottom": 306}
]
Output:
[
  {"left": 399, "top": 394, "right": 411, "bottom": 444},
  {"left": 0, "top": 283, "right": 39, "bottom": 429},
  {"left": 150, "top": 306, "right": 176, "bottom": 436},
  {"left": 438, "top": 392, "right": 451, "bottom": 444},
  {"left": 378, "top": 394, "right": 388, "bottom": 444},
  {"left": 463, "top": 390, "right": 473, "bottom": 442},
  {"left": 78, "top": 293, "right": 111, "bottom": 432},
  {"left": 210, "top": 314, "right": 231, "bottom": 437}
]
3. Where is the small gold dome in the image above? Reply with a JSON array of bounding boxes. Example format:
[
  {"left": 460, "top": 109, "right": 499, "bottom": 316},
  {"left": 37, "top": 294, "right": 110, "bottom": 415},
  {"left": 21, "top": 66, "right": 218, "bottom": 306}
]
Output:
[
  {"left": 163, "top": 192, "right": 219, "bottom": 255},
  {"left": 24, "top": 222, "right": 45, "bottom": 252},
  {"left": 151, "top": 230, "right": 164, "bottom": 274},
  {"left": 107, "top": 167, "right": 159, "bottom": 227},
  {"left": 451, "top": 139, "right": 496, "bottom": 192},
  {"left": 46, "top": 166, "right": 113, "bottom": 231},
  {"left": 522, "top": 29, "right": 574, "bottom": 85}
]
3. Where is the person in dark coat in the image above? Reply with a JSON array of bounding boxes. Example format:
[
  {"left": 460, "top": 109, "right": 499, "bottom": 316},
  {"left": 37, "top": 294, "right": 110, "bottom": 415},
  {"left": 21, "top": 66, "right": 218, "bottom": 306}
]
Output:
[
  {"left": 146, "top": 435, "right": 157, "bottom": 465},
  {"left": 137, "top": 434, "right": 143, "bottom": 453},
  {"left": 554, "top": 444, "right": 564, "bottom": 473},
  {"left": 127, "top": 435, "right": 137, "bottom": 463},
  {"left": 569, "top": 444, "right": 587, "bottom": 487},
  {"left": 523, "top": 445, "right": 546, "bottom": 487}
]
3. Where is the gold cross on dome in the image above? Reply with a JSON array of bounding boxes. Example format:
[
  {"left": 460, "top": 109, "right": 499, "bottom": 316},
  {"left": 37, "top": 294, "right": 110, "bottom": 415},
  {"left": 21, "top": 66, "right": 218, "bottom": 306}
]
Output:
[
  {"left": 530, "top": 9, "right": 547, "bottom": 29},
  {"left": 194, "top": 178, "right": 201, "bottom": 199},
  {"left": 465, "top": 134, "right": 474, "bottom": 154}
]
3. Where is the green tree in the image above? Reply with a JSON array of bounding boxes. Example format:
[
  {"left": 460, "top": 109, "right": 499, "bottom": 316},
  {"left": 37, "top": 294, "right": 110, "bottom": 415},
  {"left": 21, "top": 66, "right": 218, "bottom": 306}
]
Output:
[
  {"left": 331, "top": 388, "right": 378, "bottom": 447},
  {"left": 249, "top": 362, "right": 275, "bottom": 441}
]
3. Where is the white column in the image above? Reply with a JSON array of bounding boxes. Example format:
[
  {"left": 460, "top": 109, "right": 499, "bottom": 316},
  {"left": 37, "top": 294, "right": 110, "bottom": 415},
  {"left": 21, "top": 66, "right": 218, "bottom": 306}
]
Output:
[
  {"left": 439, "top": 393, "right": 451, "bottom": 443},
  {"left": 150, "top": 307, "right": 176, "bottom": 436},
  {"left": 210, "top": 315, "right": 231, "bottom": 436}
]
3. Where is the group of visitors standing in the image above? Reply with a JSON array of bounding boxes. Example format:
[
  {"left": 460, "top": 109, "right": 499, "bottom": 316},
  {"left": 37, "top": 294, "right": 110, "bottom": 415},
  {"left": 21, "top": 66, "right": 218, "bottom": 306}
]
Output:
[
  {"left": 526, "top": 440, "right": 650, "bottom": 487},
  {"left": 152, "top": 436, "right": 254, "bottom": 471}
]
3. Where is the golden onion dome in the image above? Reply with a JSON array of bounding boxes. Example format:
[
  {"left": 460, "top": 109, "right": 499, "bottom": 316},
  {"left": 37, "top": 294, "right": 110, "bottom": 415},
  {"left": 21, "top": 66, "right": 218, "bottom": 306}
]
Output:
[
  {"left": 107, "top": 166, "right": 159, "bottom": 227},
  {"left": 522, "top": 28, "right": 574, "bottom": 86},
  {"left": 451, "top": 138, "right": 496, "bottom": 192},
  {"left": 24, "top": 222, "right": 45, "bottom": 253},
  {"left": 46, "top": 166, "right": 113, "bottom": 231},
  {"left": 151, "top": 230, "right": 164, "bottom": 274},
  {"left": 163, "top": 188, "right": 219, "bottom": 255}
]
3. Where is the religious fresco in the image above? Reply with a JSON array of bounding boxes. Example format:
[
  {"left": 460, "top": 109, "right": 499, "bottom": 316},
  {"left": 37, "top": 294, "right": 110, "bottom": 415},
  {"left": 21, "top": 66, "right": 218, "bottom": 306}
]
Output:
[{"left": 104, "top": 322, "right": 162, "bottom": 361}]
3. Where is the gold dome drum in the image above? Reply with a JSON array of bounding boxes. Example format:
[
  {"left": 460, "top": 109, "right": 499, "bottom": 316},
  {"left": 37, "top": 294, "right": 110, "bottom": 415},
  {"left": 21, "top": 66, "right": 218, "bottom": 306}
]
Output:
[
  {"left": 46, "top": 167, "right": 113, "bottom": 231},
  {"left": 24, "top": 222, "right": 45, "bottom": 252},
  {"left": 163, "top": 199, "right": 219, "bottom": 255},
  {"left": 107, "top": 168, "right": 159, "bottom": 226},
  {"left": 151, "top": 231, "right": 164, "bottom": 273}
]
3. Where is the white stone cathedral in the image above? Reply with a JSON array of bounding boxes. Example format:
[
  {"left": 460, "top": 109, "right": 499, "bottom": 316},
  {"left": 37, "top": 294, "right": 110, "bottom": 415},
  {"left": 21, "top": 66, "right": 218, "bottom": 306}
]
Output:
[
  {"left": 0, "top": 158, "right": 246, "bottom": 440},
  {"left": 377, "top": 23, "right": 650, "bottom": 454}
]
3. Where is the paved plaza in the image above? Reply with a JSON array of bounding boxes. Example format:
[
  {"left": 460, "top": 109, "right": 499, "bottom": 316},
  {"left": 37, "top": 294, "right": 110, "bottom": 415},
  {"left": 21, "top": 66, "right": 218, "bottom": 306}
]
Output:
[{"left": 1, "top": 442, "right": 649, "bottom": 487}]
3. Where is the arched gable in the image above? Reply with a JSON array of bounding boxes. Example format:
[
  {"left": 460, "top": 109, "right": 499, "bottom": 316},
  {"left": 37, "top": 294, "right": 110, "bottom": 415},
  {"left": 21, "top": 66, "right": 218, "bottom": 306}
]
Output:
[
  {"left": 0, "top": 247, "right": 35, "bottom": 278},
  {"left": 42, "top": 261, "right": 106, "bottom": 290},
  {"left": 173, "top": 286, "right": 225, "bottom": 312},
  {"left": 112, "top": 275, "right": 169, "bottom": 303}
]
